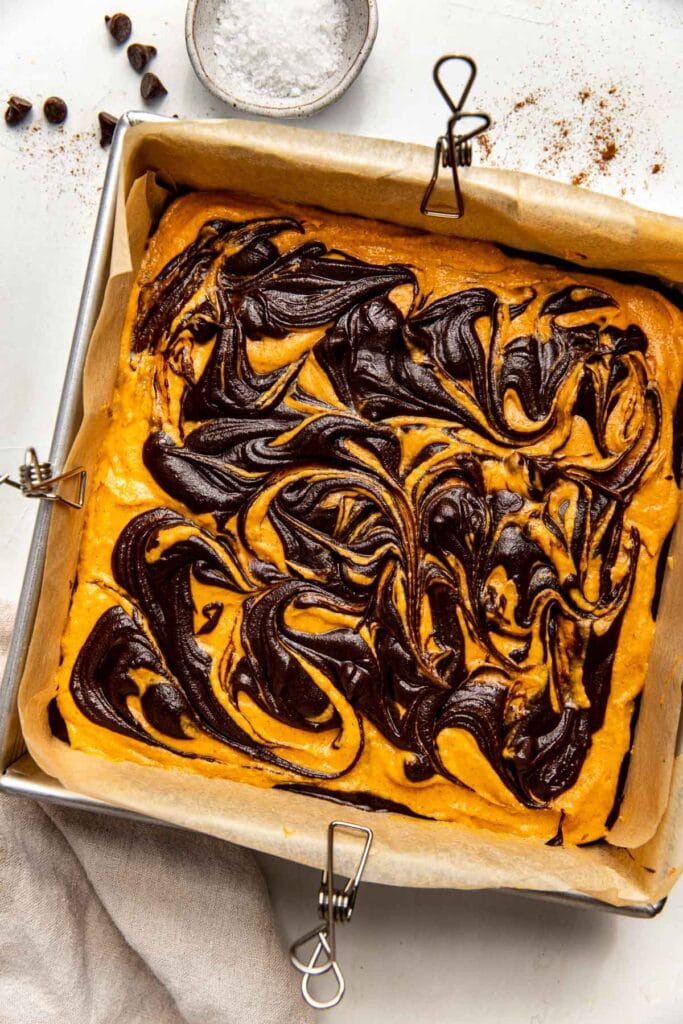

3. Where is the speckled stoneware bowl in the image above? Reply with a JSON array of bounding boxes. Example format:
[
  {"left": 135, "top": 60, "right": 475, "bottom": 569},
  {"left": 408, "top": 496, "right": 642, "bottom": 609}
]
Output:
[{"left": 185, "top": 0, "right": 378, "bottom": 118}]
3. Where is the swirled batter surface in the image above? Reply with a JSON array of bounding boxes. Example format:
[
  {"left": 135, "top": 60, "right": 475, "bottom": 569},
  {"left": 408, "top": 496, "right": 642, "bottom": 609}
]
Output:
[{"left": 49, "top": 192, "right": 683, "bottom": 843}]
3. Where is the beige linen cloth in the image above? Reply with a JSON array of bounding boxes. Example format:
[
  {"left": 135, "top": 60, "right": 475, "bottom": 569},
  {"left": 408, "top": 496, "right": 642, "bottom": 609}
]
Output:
[{"left": 0, "top": 602, "right": 312, "bottom": 1024}]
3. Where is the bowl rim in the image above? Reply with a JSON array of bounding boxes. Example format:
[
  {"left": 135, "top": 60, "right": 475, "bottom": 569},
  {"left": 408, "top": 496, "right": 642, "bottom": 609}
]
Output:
[{"left": 185, "top": 0, "right": 378, "bottom": 118}]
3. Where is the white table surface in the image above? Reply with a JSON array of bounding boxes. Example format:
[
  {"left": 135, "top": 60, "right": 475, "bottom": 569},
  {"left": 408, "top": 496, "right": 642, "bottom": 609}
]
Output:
[{"left": 1, "top": 1, "right": 681, "bottom": 1021}]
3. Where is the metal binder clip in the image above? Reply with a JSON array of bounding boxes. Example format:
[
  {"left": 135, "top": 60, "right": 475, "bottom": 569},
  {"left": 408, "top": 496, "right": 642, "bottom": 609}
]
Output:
[
  {"left": 421, "top": 54, "right": 491, "bottom": 219},
  {"left": 0, "top": 447, "right": 86, "bottom": 509},
  {"left": 290, "top": 820, "right": 373, "bottom": 1010}
]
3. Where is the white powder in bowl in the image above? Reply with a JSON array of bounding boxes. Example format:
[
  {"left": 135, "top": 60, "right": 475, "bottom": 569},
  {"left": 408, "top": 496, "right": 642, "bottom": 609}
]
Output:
[{"left": 212, "top": 0, "right": 351, "bottom": 101}]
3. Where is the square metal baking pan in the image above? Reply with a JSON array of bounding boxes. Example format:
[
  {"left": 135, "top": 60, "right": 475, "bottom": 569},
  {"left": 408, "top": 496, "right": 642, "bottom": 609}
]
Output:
[{"left": 0, "top": 111, "right": 667, "bottom": 918}]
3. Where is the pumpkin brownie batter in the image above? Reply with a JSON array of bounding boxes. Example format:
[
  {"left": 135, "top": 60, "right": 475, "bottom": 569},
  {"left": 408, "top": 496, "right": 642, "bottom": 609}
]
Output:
[{"left": 46, "top": 192, "right": 683, "bottom": 844}]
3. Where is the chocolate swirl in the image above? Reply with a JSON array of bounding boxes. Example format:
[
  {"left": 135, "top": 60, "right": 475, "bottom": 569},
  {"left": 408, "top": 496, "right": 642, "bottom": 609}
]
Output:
[{"left": 66, "top": 211, "right": 666, "bottom": 815}]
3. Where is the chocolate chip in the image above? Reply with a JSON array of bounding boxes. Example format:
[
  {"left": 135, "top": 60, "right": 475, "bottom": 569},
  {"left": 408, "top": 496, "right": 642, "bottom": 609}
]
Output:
[
  {"left": 5, "top": 95, "right": 32, "bottom": 126},
  {"left": 105, "top": 12, "right": 132, "bottom": 44},
  {"left": 98, "top": 111, "right": 118, "bottom": 147},
  {"left": 43, "top": 96, "right": 68, "bottom": 125},
  {"left": 141, "top": 72, "right": 167, "bottom": 101},
  {"left": 127, "top": 43, "right": 157, "bottom": 72}
]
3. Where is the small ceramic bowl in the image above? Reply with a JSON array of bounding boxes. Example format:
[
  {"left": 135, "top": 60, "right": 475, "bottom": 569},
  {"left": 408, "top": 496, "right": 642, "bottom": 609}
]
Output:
[{"left": 185, "top": 0, "right": 378, "bottom": 118}]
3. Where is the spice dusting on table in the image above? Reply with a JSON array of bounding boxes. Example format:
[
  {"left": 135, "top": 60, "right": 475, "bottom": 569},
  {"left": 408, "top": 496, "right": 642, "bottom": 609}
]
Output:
[
  {"left": 476, "top": 78, "right": 666, "bottom": 197},
  {"left": 212, "top": 0, "right": 350, "bottom": 99},
  {"left": 478, "top": 132, "right": 493, "bottom": 160},
  {"left": 598, "top": 139, "right": 617, "bottom": 166}
]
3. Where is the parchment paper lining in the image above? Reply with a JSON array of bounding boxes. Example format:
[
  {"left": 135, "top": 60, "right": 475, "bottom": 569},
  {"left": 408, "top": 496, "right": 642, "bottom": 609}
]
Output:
[{"left": 18, "top": 120, "right": 683, "bottom": 906}]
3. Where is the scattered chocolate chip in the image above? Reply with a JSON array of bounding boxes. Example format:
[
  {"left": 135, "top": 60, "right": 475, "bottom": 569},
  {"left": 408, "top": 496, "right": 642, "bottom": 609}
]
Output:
[
  {"left": 43, "top": 96, "right": 68, "bottom": 125},
  {"left": 127, "top": 43, "right": 157, "bottom": 72},
  {"left": 105, "top": 12, "right": 132, "bottom": 44},
  {"left": 141, "top": 72, "right": 167, "bottom": 101},
  {"left": 5, "top": 95, "right": 32, "bottom": 126},
  {"left": 98, "top": 111, "right": 118, "bottom": 147}
]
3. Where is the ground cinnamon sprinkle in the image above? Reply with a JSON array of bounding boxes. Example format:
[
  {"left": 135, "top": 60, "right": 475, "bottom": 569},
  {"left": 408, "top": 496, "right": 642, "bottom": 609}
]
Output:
[
  {"left": 476, "top": 132, "right": 493, "bottom": 159},
  {"left": 513, "top": 93, "right": 537, "bottom": 111},
  {"left": 599, "top": 140, "right": 617, "bottom": 165},
  {"left": 470, "top": 74, "right": 665, "bottom": 198},
  {"left": 576, "top": 84, "right": 628, "bottom": 182}
]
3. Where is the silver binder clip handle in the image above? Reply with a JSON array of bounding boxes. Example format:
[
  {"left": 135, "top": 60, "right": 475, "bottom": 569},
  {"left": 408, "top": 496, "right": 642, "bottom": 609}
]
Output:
[
  {"left": 421, "top": 54, "right": 491, "bottom": 219},
  {"left": 290, "top": 820, "right": 373, "bottom": 1010},
  {"left": 0, "top": 447, "right": 86, "bottom": 509},
  {"left": 301, "top": 930, "right": 345, "bottom": 1011}
]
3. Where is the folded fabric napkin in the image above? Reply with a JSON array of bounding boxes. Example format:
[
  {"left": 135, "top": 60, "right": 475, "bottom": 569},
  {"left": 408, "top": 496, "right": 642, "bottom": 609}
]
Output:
[{"left": 0, "top": 602, "right": 311, "bottom": 1024}]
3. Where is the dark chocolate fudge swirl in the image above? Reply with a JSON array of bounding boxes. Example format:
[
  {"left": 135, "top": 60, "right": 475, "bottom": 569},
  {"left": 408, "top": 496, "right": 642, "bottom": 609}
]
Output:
[{"left": 67, "top": 212, "right": 664, "bottom": 812}]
